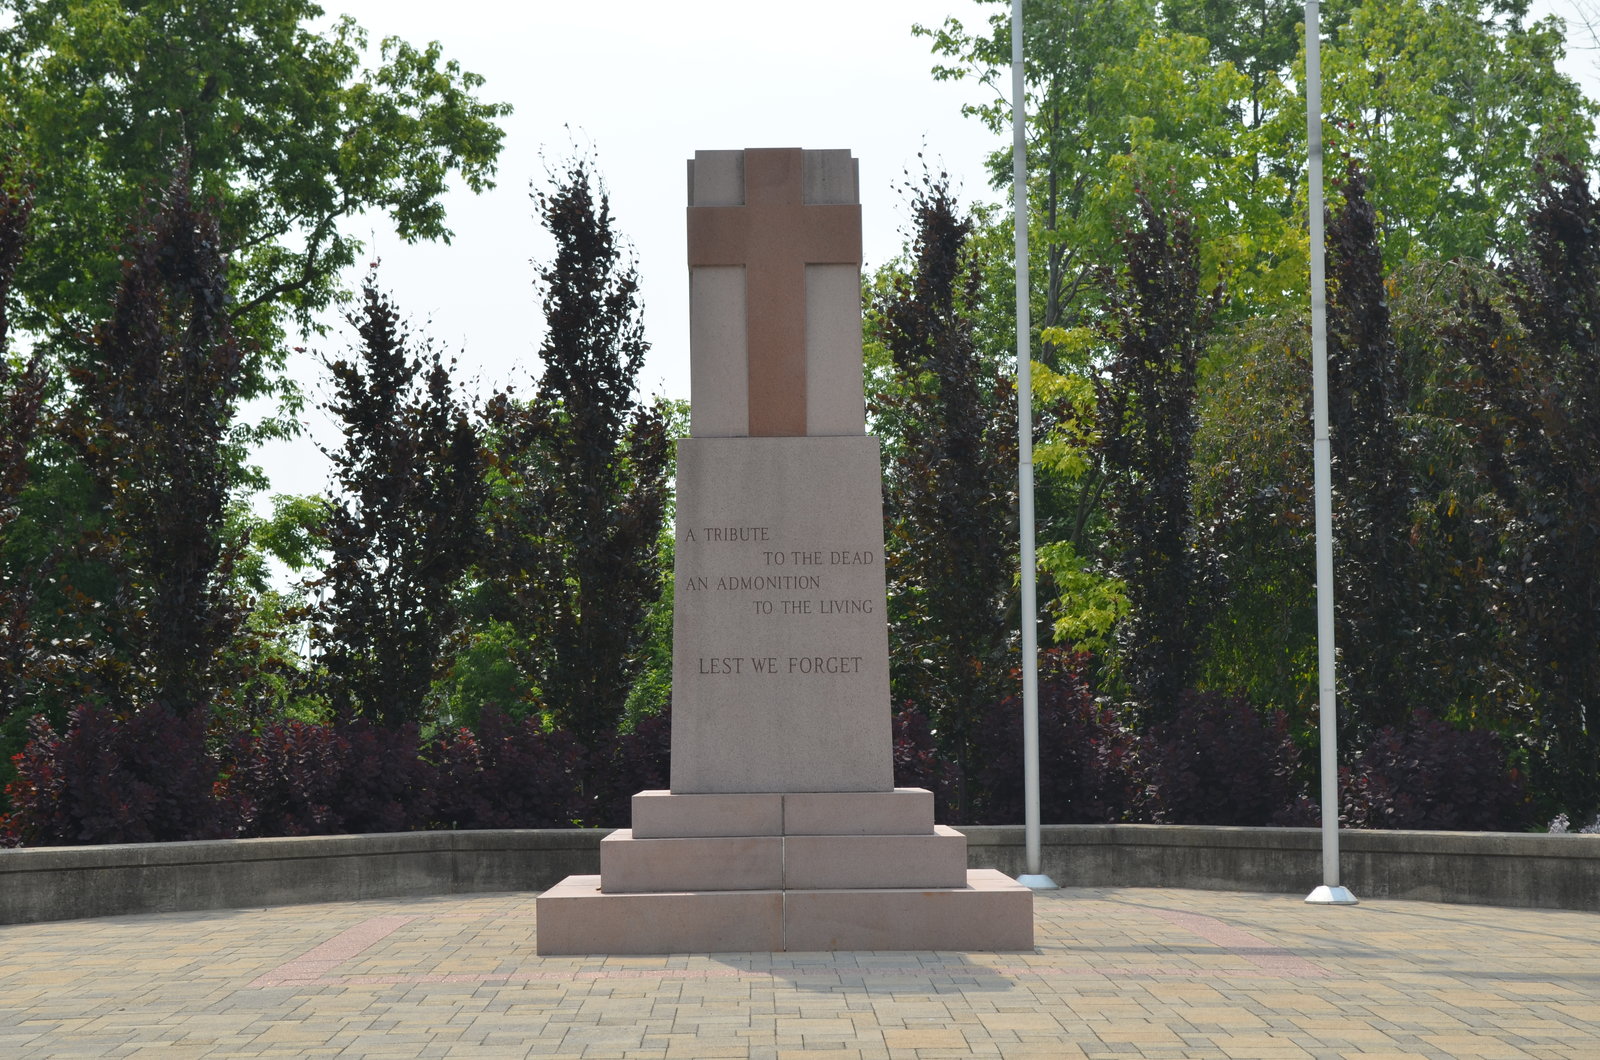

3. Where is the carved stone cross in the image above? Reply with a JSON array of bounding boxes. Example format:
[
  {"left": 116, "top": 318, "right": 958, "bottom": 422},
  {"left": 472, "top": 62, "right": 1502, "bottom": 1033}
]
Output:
[{"left": 687, "top": 148, "right": 862, "bottom": 437}]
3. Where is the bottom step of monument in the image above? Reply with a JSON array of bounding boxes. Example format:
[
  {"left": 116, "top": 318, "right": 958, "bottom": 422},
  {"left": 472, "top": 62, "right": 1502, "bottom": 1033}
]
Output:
[{"left": 535, "top": 869, "right": 1032, "bottom": 955}]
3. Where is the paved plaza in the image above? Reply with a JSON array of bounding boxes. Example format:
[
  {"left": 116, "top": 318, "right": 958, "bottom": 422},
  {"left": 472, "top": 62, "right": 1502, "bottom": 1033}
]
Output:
[{"left": 1, "top": 886, "right": 1596, "bottom": 1059}]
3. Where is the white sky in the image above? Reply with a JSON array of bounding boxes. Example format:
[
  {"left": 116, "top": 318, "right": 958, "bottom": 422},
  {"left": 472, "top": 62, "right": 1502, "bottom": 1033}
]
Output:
[{"left": 249, "top": 0, "right": 1600, "bottom": 507}]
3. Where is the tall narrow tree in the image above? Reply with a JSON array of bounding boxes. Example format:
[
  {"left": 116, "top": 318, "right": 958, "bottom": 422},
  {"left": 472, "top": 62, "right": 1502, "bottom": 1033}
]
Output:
[
  {"left": 1097, "top": 191, "right": 1217, "bottom": 724},
  {"left": 0, "top": 166, "right": 43, "bottom": 776},
  {"left": 476, "top": 159, "right": 669, "bottom": 752},
  {"left": 63, "top": 170, "right": 247, "bottom": 714},
  {"left": 1324, "top": 165, "right": 1419, "bottom": 739},
  {"left": 315, "top": 282, "right": 485, "bottom": 728},
  {"left": 874, "top": 174, "right": 1017, "bottom": 819},
  {"left": 1456, "top": 161, "right": 1600, "bottom": 820}
]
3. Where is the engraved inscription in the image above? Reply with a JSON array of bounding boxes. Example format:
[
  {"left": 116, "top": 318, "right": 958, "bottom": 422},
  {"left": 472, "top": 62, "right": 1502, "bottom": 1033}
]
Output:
[{"left": 679, "top": 520, "right": 882, "bottom": 676}]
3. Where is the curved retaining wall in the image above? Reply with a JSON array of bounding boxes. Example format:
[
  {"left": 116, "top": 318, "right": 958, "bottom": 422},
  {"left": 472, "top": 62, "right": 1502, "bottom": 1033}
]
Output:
[
  {"left": 962, "top": 824, "right": 1599, "bottom": 911},
  {"left": 1, "top": 824, "right": 1594, "bottom": 925}
]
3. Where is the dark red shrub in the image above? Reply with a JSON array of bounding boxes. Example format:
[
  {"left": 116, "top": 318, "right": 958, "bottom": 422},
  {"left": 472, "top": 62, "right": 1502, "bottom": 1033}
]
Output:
[
  {"left": 1141, "top": 691, "right": 1312, "bottom": 826},
  {"left": 587, "top": 705, "right": 672, "bottom": 827},
  {"left": 330, "top": 720, "right": 434, "bottom": 833},
  {"left": 431, "top": 707, "right": 584, "bottom": 829},
  {"left": 891, "top": 701, "right": 957, "bottom": 818},
  {"left": 967, "top": 650, "right": 1143, "bottom": 825},
  {"left": 0, "top": 705, "right": 232, "bottom": 846},
  {"left": 1342, "top": 712, "right": 1529, "bottom": 831},
  {"left": 228, "top": 720, "right": 350, "bottom": 837},
  {"left": 228, "top": 719, "right": 432, "bottom": 836}
]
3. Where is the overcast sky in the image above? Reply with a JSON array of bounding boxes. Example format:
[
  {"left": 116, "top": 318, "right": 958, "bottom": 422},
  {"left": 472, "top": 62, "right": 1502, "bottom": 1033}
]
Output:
[{"left": 250, "top": 0, "right": 1600, "bottom": 507}]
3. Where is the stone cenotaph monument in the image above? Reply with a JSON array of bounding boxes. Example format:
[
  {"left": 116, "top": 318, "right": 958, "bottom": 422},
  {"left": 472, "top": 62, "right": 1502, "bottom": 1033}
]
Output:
[{"left": 536, "top": 148, "right": 1032, "bottom": 953}]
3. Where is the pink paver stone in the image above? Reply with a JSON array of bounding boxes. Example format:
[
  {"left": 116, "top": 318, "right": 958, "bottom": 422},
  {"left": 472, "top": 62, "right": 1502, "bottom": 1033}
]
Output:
[
  {"left": 1153, "top": 908, "right": 1327, "bottom": 978},
  {"left": 251, "top": 915, "right": 415, "bottom": 987}
]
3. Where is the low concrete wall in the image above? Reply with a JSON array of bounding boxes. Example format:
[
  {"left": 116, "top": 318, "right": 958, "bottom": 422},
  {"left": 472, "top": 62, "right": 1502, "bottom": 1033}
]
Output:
[
  {"left": 1, "top": 825, "right": 1594, "bottom": 925},
  {"left": 0, "top": 830, "right": 600, "bottom": 925},
  {"left": 963, "top": 824, "right": 1599, "bottom": 911}
]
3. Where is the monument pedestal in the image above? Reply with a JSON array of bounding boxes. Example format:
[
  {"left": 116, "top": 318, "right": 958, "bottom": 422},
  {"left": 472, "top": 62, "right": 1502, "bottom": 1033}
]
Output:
[
  {"left": 536, "top": 790, "right": 1032, "bottom": 954},
  {"left": 533, "top": 148, "right": 1032, "bottom": 954}
]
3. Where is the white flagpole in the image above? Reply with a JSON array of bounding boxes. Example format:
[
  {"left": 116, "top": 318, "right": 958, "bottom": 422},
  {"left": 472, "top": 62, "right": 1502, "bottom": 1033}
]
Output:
[
  {"left": 1013, "top": 0, "right": 1055, "bottom": 891},
  {"left": 1304, "top": 0, "right": 1357, "bottom": 907}
]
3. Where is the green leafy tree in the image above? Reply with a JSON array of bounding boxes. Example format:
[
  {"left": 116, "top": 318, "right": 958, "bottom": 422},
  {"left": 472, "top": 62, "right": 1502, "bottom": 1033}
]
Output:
[
  {"left": 918, "top": 0, "right": 1153, "bottom": 344},
  {"left": 0, "top": 0, "right": 510, "bottom": 363},
  {"left": 314, "top": 281, "right": 485, "bottom": 729},
  {"left": 1302, "top": 0, "right": 1596, "bottom": 265},
  {"left": 1097, "top": 191, "right": 1218, "bottom": 723},
  {"left": 0, "top": 167, "right": 29, "bottom": 353},
  {"left": 474, "top": 160, "right": 669, "bottom": 752},
  {"left": 1190, "top": 310, "right": 1318, "bottom": 716},
  {"left": 1165, "top": 0, "right": 1301, "bottom": 126},
  {"left": 620, "top": 397, "right": 690, "bottom": 729},
  {"left": 871, "top": 173, "right": 1018, "bottom": 819},
  {"left": 922, "top": 0, "right": 1595, "bottom": 312},
  {"left": 0, "top": 1, "right": 510, "bottom": 732},
  {"left": 215, "top": 493, "right": 333, "bottom": 728},
  {"left": 918, "top": 4, "right": 1276, "bottom": 666},
  {"left": 919, "top": 0, "right": 1597, "bottom": 706},
  {"left": 1031, "top": 349, "right": 1127, "bottom": 658},
  {"left": 919, "top": 2, "right": 1291, "bottom": 333}
]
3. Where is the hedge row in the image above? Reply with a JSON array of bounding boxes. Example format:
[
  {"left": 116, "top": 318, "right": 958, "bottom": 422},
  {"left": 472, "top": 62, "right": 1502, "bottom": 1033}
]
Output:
[
  {"left": 1, "top": 705, "right": 669, "bottom": 847},
  {"left": 893, "top": 653, "right": 1530, "bottom": 832},
  {"left": 2, "top": 661, "right": 1530, "bottom": 847}
]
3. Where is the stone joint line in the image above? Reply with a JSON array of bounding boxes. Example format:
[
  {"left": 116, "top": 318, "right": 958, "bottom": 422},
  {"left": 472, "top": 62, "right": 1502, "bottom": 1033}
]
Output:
[{"left": 241, "top": 962, "right": 1327, "bottom": 989}]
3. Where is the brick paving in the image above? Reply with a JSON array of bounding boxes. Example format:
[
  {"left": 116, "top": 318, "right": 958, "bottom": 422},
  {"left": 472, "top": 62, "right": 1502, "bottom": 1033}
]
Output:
[{"left": 1, "top": 886, "right": 1596, "bottom": 1058}]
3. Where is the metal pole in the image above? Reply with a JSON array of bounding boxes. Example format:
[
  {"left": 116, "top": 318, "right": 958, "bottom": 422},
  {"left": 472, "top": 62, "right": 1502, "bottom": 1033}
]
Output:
[
  {"left": 1013, "top": 0, "right": 1054, "bottom": 892},
  {"left": 1304, "top": 0, "right": 1357, "bottom": 906}
]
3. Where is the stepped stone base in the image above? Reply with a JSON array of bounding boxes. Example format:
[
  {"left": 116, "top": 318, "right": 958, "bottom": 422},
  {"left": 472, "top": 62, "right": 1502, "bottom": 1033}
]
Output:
[
  {"left": 537, "top": 870, "right": 1032, "bottom": 955},
  {"left": 630, "top": 788, "right": 935, "bottom": 838},
  {"left": 536, "top": 788, "right": 1034, "bottom": 955},
  {"left": 537, "top": 881, "right": 784, "bottom": 954},
  {"left": 599, "top": 826, "right": 969, "bottom": 892}
]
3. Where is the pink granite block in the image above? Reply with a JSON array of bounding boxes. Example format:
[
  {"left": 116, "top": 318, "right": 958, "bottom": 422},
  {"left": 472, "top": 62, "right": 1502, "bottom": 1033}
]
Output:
[
  {"left": 782, "top": 826, "right": 967, "bottom": 889},
  {"left": 782, "top": 869, "right": 1034, "bottom": 952},
  {"left": 782, "top": 788, "right": 935, "bottom": 835},
  {"left": 599, "top": 831, "right": 783, "bottom": 893},
  {"left": 630, "top": 790, "right": 784, "bottom": 838},
  {"left": 535, "top": 875, "right": 784, "bottom": 955},
  {"left": 671, "top": 437, "right": 894, "bottom": 795}
]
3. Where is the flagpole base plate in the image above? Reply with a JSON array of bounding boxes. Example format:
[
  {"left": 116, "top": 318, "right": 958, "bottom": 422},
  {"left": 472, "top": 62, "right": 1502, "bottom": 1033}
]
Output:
[
  {"left": 1305, "top": 884, "right": 1359, "bottom": 905},
  {"left": 1017, "top": 874, "right": 1058, "bottom": 891}
]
